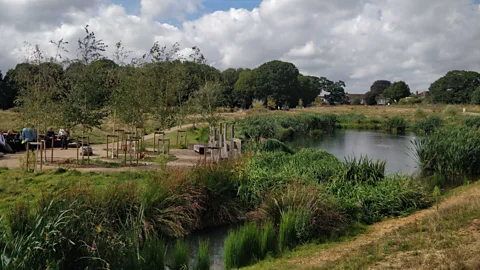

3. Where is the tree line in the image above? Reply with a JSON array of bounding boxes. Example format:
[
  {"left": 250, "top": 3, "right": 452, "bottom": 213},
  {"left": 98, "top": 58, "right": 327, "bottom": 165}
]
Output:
[
  {"left": 361, "top": 70, "right": 480, "bottom": 106},
  {"left": 0, "top": 26, "right": 350, "bottom": 133}
]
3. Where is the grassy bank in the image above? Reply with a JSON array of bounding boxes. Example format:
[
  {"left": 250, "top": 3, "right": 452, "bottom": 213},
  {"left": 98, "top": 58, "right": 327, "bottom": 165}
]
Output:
[{"left": 244, "top": 180, "right": 480, "bottom": 270}]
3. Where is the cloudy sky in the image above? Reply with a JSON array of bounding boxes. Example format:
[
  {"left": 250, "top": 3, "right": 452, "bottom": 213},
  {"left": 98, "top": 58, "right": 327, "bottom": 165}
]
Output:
[{"left": 1, "top": 0, "right": 480, "bottom": 93}]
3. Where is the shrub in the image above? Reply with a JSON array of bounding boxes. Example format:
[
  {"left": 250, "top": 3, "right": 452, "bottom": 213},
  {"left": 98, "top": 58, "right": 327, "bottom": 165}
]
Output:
[
  {"left": 172, "top": 240, "right": 189, "bottom": 270},
  {"left": 189, "top": 162, "right": 243, "bottom": 228},
  {"left": 352, "top": 98, "right": 362, "bottom": 105},
  {"left": 465, "top": 117, "right": 480, "bottom": 128},
  {"left": 260, "top": 183, "right": 347, "bottom": 240},
  {"left": 414, "top": 107, "right": 427, "bottom": 119},
  {"left": 223, "top": 223, "right": 262, "bottom": 269},
  {"left": 260, "top": 138, "right": 294, "bottom": 154},
  {"left": 279, "top": 127, "right": 295, "bottom": 141},
  {"left": 383, "top": 117, "right": 407, "bottom": 133},
  {"left": 195, "top": 239, "right": 211, "bottom": 270},
  {"left": 309, "top": 129, "right": 324, "bottom": 139},
  {"left": 443, "top": 105, "right": 458, "bottom": 117},
  {"left": 194, "top": 126, "right": 210, "bottom": 143},
  {"left": 414, "top": 115, "right": 443, "bottom": 135}
]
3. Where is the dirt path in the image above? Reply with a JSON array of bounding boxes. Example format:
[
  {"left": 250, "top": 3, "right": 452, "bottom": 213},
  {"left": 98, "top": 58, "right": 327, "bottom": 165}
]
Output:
[
  {"left": 288, "top": 184, "right": 480, "bottom": 269},
  {"left": 0, "top": 123, "right": 206, "bottom": 172}
]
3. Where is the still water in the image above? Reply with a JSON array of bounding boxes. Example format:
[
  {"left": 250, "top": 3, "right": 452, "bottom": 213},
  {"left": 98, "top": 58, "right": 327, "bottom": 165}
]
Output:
[{"left": 287, "top": 130, "right": 420, "bottom": 175}]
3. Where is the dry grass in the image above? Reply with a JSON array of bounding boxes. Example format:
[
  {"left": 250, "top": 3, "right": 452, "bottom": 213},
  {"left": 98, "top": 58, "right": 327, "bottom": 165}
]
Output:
[{"left": 245, "top": 181, "right": 480, "bottom": 270}]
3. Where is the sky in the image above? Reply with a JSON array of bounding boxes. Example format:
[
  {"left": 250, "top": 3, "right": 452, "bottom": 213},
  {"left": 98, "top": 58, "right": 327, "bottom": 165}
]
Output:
[{"left": 1, "top": 0, "right": 480, "bottom": 93}]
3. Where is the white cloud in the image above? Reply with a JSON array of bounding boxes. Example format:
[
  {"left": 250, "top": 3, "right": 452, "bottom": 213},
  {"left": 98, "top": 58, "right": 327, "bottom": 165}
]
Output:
[
  {"left": 1, "top": 0, "right": 480, "bottom": 93},
  {"left": 140, "top": 0, "right": 204, "bottom": 20}
]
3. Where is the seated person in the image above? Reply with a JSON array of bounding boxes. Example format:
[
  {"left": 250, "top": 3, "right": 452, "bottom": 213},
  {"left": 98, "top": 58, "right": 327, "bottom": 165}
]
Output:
[
  {"left": 0, "top": 130, "right": 15, "bottom": 154},
  {"left": 46, "top": 127, "right": 55, "bottom": 138}
]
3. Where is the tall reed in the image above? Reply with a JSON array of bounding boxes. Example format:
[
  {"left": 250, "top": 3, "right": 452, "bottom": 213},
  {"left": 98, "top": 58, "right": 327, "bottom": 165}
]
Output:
[
  {"left": 195, "top": 239, "right": 211, "bottom": 270},
  {"left": 171, "top": 240, "right": 189, "bottom": 270}
]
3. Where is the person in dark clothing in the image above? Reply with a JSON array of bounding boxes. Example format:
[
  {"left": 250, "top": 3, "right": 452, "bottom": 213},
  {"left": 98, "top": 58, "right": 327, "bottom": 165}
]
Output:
[{"left": 0, "top": 130, "right": 15, "bottom": 154}]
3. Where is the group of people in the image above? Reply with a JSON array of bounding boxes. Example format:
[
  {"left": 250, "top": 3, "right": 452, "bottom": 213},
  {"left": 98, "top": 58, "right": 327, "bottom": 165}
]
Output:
[{"left": 0, "top": 127, "right": 70, "bottom": 155}]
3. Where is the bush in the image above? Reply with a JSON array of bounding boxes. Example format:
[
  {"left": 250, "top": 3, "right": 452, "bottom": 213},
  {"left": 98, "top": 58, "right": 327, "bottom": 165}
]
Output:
[
  {"left": 172, "top": 240, "right": 189, "bottom": 270},
  {"left": 443, "top": 105, "right": 458, "bottom": 117},
  {"left": 383, "top": 117, "right": 407, "bottom": 133},
  {"left": 237, "top": 113, "right": 338, "bottom": 141},
  {"left": 414, "top": 115, "right": 443, "bottom": 135},
  {"left": 465, "top": 117, "right": 480, "bottom": 128},
  {"left": 195, "top": 239, "right": 211, "bottom": 270},
  {"left": 414, "top": 107, "right": 427, "bottom": 119},
  {"left": 309, "top": 129, "right": 324, "bottom": 139},
  {"left": 260, "top": 183, "right": 347, "bottom": 240},
  {"left": 352, "top": 98, "right": 362, "bottom": 105},
  {"left": 259, "top": 138, "right": 294, "bottom": 154}
]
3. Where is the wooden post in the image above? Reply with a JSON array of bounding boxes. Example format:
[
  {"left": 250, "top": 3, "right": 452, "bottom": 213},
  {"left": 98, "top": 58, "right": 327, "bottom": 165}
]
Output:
[
  {"left": 26, "top": 142, "right": 30, "bottom": 172},
  {"left": 39, "top": 141, "right": 43, "bottom": 170},
  {"left": 230, "top": 124, "right": 235, "bottom": 160},
  {"left": 51, "top": 137, "right": 54, "bottom": 163},
  {"left": 124, "top": 141, "right": 127, "bottom": 166},
  {"left": 87, "top": 137, "right": 90, "bottom": 164},
  {"left": 44, "top": 140, "right": 47, "bottom": 163},
  {"left": 224, "top": 123, "right": 228, "bottom": 158},
  {"left": 76, "top": 140, "right": 79, "bottom": 165},
  {"left": 106, "top": 135, "right": 109, "bottom": 159}
]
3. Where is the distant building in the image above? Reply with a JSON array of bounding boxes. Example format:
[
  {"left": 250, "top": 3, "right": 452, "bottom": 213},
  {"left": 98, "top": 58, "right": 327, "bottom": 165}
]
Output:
[
  {"left": 376, "top": 94, "right": 386, "bottom": 105},
  {"left": 347, "top": 94, "right": 366, "bottom": 105},
  {"left": 417, "top": 91, "right": 428, "bottom": 99}
]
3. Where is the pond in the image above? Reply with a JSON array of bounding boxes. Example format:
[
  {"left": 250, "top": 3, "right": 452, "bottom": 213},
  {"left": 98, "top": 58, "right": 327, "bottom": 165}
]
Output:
[
  {"left": 287, "top": 130, "right": 420, "bottom": 175},
  {"left": 182, "top": 130, "right": 420, "bottom": 269}
]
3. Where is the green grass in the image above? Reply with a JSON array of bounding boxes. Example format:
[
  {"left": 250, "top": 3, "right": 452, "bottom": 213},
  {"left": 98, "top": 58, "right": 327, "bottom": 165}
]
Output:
[
  {"left": 195, "top": 239, "right": 211, "bottom": 270},
  {"left": 278, "top": 211, "right": 298, "bottom": 252},
  {"left": 224, "top": 223, "right": 263, "bottom": 269},
  {"left": 172, "top": 240, "right": 189, "bottom": 270}
]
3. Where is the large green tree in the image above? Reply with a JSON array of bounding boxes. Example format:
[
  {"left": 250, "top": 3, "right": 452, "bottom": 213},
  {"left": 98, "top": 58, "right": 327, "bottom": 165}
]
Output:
[
  {"left": 253, "top": 60, "right": 300, "bottom": 107},
  {"left": 429, "top": 70, "right": 480, "bottom": 104},
  {"left": 221, "top": 68, "right": 245, "bottom": 108},
  {"left": 297, "top": 75, "right": 324, "bottom": 106},
  {"left": 0, "top": 71, "right": 18, "bottom": 110},
  {"left": 471, "top": 86, "right": 480, "bottom": 105},
  {"left": 383, "top": 81, "right": 411, "bottom": 103},
  {"left": 323, "top": 79, "right": 348, "bottom": 105},
  {"left": 62, "top": 26, "right": 109, "bottom": 131},
  {"left": 365, "top": 80, "right": 392, "bottom": 105},
  {"left": 232, "top": 70, "right": 255, "bottom": 109}
]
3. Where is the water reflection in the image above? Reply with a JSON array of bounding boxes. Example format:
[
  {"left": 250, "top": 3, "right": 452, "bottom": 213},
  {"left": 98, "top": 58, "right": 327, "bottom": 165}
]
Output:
[{"left": 288, "top": 130, "right": 420, "bottom": 175}]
